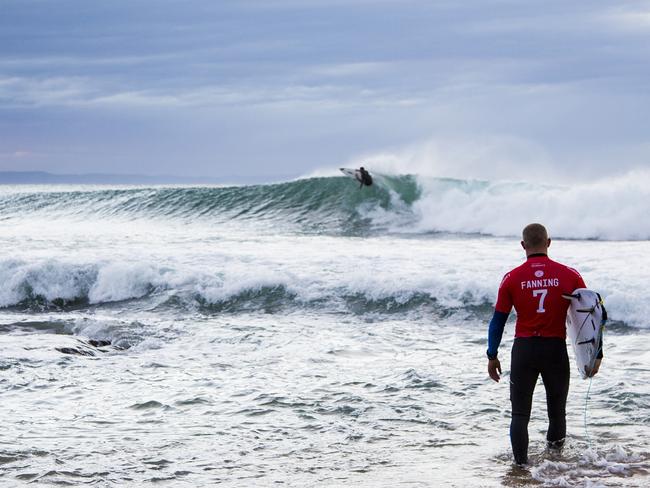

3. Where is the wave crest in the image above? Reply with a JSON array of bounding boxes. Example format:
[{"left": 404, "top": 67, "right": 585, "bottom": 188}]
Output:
[{"left": 0, "top": 257, "right": 646, "bottom": 329}]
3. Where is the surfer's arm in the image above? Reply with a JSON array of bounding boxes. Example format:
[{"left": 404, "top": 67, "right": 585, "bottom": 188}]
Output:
[
  {"left": 588, "top": 358, "right": 602, "bottom": 377},
  {"left": 488, "top": 272, "right": 513, "bottom": 359},
  {"left": 593, "top": 310, "right": 604, "bottom": 361},
  {"left": 487, "top": 310, "right": 508, "bottom": 382},
  {"left": 597, "top": 294, "right": 606, "bottom": 359},
  {"left": 487, "top": 310, "right": 509, "bottom": 359},
  {"left": 597, "top": 338, "right": 604, "bottom": 359}
]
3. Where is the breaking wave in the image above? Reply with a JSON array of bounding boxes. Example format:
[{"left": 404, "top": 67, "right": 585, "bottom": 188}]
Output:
[
  {"left": 0, "top": 257, "right": 645, "bottom": 328},
  {"left": 0, "top": 257, "right": 489, "bottom": 315},
  {"left": 1, "top": 170, "right": 649, "bottom": 239}
]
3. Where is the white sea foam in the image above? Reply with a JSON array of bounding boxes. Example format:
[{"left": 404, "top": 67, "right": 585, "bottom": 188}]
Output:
[
  {"left": 88, "top": 262, "right": 170, "bottom": 303},
  {"left": 531, "top": 447, "right": 646, "bottom": 487},
  {"left": 0, "top": 259, "right": 94, "bottom": 307},
  {"left": 376, "top": 170, "right": 650, "bottom": 240},
  {"left": 0, "top": 232, "right": 648, "bottom": 330}
]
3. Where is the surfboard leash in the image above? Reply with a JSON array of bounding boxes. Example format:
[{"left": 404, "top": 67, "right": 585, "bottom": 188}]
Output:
[
  {"left": 584, "top": 295, "right": 606, "bottom": 452},
  {"left": 583, "top": 375, "right": 594, "bottom": 449}
]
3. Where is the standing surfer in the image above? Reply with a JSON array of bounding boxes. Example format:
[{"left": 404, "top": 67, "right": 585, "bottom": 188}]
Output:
[
  {"left": 358, "top": 167, "right": 372, "bottom": 189},
  {"left": 486, "top": 223, "right": 602, "bottom": 465}
]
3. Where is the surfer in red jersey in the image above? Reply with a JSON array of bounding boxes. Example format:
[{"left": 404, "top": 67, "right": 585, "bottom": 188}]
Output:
[{"left": 486, "top": 223, "right": 602, "bottom": 465}]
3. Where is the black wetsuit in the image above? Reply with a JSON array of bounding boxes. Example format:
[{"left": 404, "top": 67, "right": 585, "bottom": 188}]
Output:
[
  {"left": 510, "top": 337, "right": 570, "bottom": 463},
  {"left": 359, "top": 170, "right": 372, "bottom": 187}
]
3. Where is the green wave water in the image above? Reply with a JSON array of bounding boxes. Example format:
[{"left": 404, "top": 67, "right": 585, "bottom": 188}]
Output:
[{"left": 0, "top": 175, "right": 421, "bottom": 234}]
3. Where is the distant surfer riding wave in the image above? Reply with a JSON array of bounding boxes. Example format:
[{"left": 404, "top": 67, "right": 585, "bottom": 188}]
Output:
[{"left": 340, "top": 166, "right": 373, "bottom": 189}]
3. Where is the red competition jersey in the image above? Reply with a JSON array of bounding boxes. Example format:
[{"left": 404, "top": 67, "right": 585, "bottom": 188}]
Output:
[{"left": 495, "top": 254, "right": 586, "bottom": 338}]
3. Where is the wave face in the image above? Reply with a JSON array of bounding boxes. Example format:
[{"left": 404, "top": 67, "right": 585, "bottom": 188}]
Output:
[
  {"left": 1, "top": 171, "right": 649, "bottom": 240},
  {"left": 0, "top": 176, "right": 419, "bottom": 235}
]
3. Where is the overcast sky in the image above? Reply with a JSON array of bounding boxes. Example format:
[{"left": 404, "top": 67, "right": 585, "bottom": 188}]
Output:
[{"left": 1, "top": 0, "right": 649, "bottom": 181}]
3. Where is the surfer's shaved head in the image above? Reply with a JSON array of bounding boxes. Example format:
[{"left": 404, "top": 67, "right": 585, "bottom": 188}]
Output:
[{"left": 522, "top": 223, "right": 550, "bottom": 253}]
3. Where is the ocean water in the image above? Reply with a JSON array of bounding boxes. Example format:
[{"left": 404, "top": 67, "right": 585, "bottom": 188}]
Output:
[{"left": 1, "top": 175, "right": 649, "bottom": 487}]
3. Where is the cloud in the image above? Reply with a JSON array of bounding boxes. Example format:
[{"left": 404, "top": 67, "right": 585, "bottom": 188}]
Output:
[
  {"left": 0, "top": 76, "right": 103, "bottom": 108},
  {"left": 600, "top": 4, "right": 650, "bottom": 31},
  {"left": 0, "top": 72, "right": 426, "bottom": 111},
  {"left": 0, "top": 54, "right": 178, "bottom": 70},
  {"left": 0, "top": 150, "right": 34, "bottom": 159},
  {"left": 1, "top": 0, "right": 650, "bottom": 178},
  {"left": 305, "top": 62, "right": 391, "bottom": 78}
]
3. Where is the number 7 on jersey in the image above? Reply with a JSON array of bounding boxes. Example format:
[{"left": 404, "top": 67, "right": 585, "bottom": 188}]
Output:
[{"left": 533, "top": 289, "right": 548, "bottom": 313}]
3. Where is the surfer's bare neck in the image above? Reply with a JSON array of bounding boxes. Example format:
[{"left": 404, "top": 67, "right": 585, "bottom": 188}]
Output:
[{"left": 521, "top": 238, "right": 551, "bottom": 258}]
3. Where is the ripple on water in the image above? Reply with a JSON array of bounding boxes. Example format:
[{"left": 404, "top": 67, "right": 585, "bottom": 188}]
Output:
[
  {"left": 0, "top": 450, "right": 36, "bottom": 466},
  {"left": 174, "top": 397, "right": 212, "bottom": 407},
  {"left": 143, "top": 458, "right": 173, "bottom": 469},
  {"left": 129, "top": 400, "right": 172, "bottom": 410},
  {"left": 0, "top": 320, "right": 70, "bottom": 335},
  {"left": 235, "top": 408, "right": 275, "bottom": 417},
  {"left": 254, "top": 394, "right": 314, "bottom": 410},
  {"left": 378, "top": 368, "right": 443, "bottom": 393},
  {"left": 0, "top": 360, "right": 16, "bottom": 371}
]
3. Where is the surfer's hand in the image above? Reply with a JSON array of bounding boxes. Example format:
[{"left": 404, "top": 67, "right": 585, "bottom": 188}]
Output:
[
  {"left": 488, "top": 359, "right": 502, "bottom": 382},
  {"left": 587, "top": 358, "right": 602, "bottom": 377}
]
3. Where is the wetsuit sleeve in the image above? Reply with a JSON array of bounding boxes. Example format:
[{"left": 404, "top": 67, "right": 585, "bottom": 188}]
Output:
[
  {"left": 487, "top": 310, "right": 509, "bottom": 358},
  {"left": 494, "top": 273, "right": 513, "bottom": 314},
  {"left": 597, "top": 297, "right": 606, "bottom": 359},
  {"left": 487, "top": 273, "right": 513, "bottom": 358}
]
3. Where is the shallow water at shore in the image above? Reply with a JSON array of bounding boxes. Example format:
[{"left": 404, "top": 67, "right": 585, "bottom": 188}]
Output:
[{"left": 2, "top": 309, "right": 649, "bottom": 487}]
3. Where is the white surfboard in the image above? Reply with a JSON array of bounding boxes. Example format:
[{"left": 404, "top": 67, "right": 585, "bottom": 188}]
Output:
[
  {"left": 340, "top": 167, "right": 363, "bottom": 183},
  {"left": 563, "top": 288, "right": 606, "bottom": 379}
]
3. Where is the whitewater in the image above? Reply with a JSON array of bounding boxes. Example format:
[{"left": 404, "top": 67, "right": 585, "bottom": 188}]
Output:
[{"left": 1, "top": 174, "right": 648, "bottom": 487}]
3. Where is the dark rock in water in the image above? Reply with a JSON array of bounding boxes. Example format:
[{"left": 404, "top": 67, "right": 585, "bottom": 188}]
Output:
[{"left": 56, "top": 339, "right": 113, "bottom": 356}]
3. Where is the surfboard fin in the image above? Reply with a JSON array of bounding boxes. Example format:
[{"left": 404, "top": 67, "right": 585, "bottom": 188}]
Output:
[{"left": 562, "top": 293, "right": 581, "bottom": 300}]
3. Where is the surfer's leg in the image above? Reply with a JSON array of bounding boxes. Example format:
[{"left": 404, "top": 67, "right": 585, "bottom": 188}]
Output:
[
  {"left": 510, "top": 338, "right": 538, "bottom": 465},
  {"left": 540, "top": 340, "right": 570, "bottom": 447}
]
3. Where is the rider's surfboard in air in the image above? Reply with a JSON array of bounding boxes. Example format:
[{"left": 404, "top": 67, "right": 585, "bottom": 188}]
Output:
[{"left": 340, "top": 167, "right": 372, "bottom": 187}]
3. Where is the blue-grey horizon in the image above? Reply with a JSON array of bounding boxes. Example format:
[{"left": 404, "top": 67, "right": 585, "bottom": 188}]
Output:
[{"left": 1, "top": 0, "right": 649, "bottom": 181}]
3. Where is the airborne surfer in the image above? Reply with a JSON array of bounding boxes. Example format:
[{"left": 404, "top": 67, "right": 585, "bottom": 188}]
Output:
[{"left": 357, "top": 166, "right": 372, "bottom": 189}]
